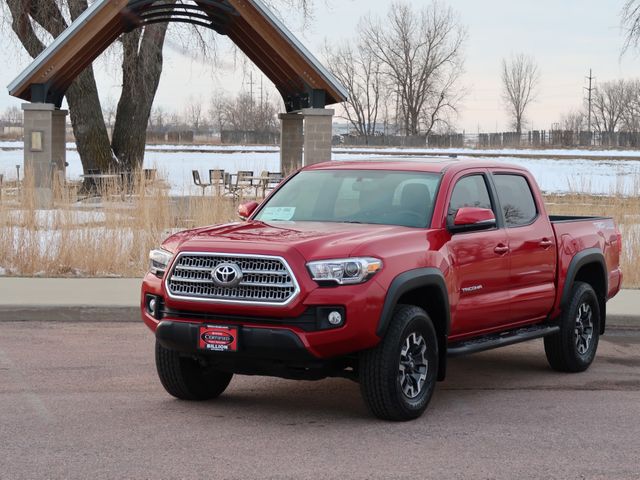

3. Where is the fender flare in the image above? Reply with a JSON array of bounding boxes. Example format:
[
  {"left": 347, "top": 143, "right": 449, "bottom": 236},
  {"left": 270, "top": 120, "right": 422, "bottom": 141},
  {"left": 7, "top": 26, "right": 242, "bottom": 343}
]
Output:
[
  {"left": 376, "top": 268, "right": 450, "bottom": 380},
  {"left": 561, "top": 247, "right": 608, "bottom": 333},
  {"left": 376, "top": 268, "right": 450, "bottom": 337}
]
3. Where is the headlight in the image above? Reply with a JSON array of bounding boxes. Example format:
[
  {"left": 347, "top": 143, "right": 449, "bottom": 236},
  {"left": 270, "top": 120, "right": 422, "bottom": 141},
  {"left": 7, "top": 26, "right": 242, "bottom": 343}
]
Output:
[
  {"left": 307, "top": 257, "right": 383, "bottom": 285},
  {"left": 149, "top": 249, "right": 173, "bottom": 277}
]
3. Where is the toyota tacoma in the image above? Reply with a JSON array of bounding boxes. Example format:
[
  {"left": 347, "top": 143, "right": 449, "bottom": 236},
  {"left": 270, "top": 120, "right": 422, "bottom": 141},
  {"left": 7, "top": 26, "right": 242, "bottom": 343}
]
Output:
[{"left": 141, "top": 159, "right": 623, "bottom": 421}]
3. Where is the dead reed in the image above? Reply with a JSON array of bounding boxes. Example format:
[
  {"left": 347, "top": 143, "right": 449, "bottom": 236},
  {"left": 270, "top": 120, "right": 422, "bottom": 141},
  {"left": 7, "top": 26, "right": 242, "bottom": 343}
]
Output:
[
  {"left": 0, "top": 173, "right": 238, "bottom": 277},
  {"left": 1, "top": 172, "right": 638, "bottom": 287}
]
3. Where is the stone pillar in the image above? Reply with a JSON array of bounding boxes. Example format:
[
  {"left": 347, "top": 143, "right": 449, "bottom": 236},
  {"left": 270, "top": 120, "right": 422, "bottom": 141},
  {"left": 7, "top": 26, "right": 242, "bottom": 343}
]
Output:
[
  {"left": 302, "top": 108, "right": 334, "bottom": 166},
  {"left": 22, "top": 103, "right": 68, "bottom": 208},
  {"left": 279, "top": 113, "right": 304, "bottom": 175}
]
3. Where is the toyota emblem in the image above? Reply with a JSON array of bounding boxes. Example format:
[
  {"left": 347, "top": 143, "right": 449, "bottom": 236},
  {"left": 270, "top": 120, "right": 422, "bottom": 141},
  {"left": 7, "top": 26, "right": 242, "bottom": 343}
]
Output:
[{"left": 211, "top": 262, "right": 243, "bottom": 288}]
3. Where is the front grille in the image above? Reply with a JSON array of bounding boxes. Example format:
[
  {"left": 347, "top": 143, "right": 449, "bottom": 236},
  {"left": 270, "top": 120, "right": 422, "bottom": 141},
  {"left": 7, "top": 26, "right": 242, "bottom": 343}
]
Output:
[{"left": 166, "top": 253, "right": 299, "bottom": 305}]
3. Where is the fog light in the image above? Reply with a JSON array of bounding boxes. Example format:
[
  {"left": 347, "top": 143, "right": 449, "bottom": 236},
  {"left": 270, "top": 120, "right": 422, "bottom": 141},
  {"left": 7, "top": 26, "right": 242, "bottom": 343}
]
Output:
[
  {"left": 148, "top": 298, "right": 157, "bottom": 315},
  {"left": 328, "top": 311, "right": 343, "bottom": 325}
]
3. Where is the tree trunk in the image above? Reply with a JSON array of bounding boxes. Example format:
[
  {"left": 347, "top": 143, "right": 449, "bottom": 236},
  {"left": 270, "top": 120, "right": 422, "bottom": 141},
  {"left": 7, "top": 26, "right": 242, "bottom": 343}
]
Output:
[
  {"left": 66, "top": 69, "right": 117, "bottom": 172},
  {"left": 111, "top": 23, "right": 171, "bottom": 172}
]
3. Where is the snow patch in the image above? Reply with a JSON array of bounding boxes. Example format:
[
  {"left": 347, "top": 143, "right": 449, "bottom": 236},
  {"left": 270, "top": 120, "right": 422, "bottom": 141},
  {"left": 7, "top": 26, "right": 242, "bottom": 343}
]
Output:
[{"left": 2, "top": 144, "right": 640, "bottom": 195}]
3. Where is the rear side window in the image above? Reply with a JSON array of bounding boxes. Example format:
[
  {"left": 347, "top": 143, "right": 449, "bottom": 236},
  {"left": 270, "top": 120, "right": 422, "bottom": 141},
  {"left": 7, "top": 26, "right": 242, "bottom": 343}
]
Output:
[
  {"left": 449, "top": 174, "right": 493, "bottom": 213},
  {"left": 493, "top": 174, "right": 537, "bottom": 227}
]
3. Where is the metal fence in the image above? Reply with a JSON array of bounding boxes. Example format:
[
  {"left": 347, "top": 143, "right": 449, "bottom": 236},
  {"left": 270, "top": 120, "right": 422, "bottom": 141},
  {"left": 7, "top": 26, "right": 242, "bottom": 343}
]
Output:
[
  {"left": 220, "top": 130, "right": 279, "bottom": 145},
  {"left": 335, "top": 131, "right": 640, "bottom": 149}
]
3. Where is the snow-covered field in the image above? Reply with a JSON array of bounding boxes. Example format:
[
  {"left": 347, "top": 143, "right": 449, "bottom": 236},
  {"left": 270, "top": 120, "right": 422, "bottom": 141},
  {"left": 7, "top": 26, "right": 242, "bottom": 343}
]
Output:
[{"left": 2, "top": 142, "right": 640, "bottom": 195}]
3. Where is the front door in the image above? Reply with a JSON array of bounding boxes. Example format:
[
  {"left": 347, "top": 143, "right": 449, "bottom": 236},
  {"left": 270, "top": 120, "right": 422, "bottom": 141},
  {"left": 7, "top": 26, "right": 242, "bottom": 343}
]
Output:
[{"left": 445, "top": 172, "right": 512, "bottom": 338}]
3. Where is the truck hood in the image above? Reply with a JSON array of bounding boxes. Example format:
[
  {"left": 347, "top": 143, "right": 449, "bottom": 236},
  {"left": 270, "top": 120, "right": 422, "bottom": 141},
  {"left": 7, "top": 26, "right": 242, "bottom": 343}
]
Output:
[{"left": 163, "top": 220, "right": 416, "bottom": 260}]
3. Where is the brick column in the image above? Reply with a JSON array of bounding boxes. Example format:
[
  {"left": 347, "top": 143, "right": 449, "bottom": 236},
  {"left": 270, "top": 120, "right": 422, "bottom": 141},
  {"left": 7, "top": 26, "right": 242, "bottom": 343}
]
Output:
[
  {"left": 22, "top": 103, "right": 68, "bottom": 208},
  {"left": 279, "top": 113, "right": 304, "bottom": 175},
  {"left": 302, "top": 108, "right": 334, "bottom": 166}
]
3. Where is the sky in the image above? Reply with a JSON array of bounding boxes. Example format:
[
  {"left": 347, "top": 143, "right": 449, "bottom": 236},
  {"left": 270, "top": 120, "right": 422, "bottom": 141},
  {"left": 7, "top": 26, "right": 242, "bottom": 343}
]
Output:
[{"left": 1, "top": 0, "right": 639, "bottom": 132}]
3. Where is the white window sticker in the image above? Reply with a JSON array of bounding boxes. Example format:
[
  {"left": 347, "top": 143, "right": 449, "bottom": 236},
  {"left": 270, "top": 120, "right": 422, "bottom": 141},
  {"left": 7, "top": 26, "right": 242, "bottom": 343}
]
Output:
[{"left": 260, "top": 207, "right": 296, "bottom": 221}]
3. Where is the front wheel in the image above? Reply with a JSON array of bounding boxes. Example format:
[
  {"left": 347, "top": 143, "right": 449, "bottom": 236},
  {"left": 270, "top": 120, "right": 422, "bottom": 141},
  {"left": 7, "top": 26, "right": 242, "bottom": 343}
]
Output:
[
  {"left": 360, "top": 305, "right": 438, "bottom": 421},
  {"left": 544, "top": 281, "right": 600, "bottom": 373},
  {"left": 155, "top": 341, "right": 233, "bottom": 400}
]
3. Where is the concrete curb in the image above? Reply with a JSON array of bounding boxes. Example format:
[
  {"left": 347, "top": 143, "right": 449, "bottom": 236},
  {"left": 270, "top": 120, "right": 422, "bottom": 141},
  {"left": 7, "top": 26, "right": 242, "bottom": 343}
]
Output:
[
  {"left": 0, "top": 279, "right": 637, "bottom": 327},
  {"left": 0, "top": 306, "right": 139, "bottom": 323},
  {"left": 605, "top": 315, "right": 640, "bottom": 330}
]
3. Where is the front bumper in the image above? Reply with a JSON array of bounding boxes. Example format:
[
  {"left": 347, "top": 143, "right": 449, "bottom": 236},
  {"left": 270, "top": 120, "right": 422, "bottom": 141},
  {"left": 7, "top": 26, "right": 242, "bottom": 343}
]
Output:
[
  {"left": 156, "top": 320, "right": 315, "bottom": 362},
  {"left": 156, "top": 320, "right": 352, "bottom": 380},
  {"left": 141, "top": 271, "right": 386, "bottom": 359}
]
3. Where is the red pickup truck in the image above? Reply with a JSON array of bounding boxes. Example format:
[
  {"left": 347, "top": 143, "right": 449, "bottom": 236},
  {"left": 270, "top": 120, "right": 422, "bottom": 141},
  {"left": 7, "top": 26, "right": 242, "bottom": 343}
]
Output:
[{"left": 141, "top": 159, "right": 623, "bottom": 421}]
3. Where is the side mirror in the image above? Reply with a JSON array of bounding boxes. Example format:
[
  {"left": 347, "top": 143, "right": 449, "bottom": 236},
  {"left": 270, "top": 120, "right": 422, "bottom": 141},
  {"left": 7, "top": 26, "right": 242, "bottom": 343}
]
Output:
[
  {"left": 238, "top": 201, "right": 259, "bottom": 220},
  {"left": 448, "top": 207, "right": 496, "bottom": 233}
]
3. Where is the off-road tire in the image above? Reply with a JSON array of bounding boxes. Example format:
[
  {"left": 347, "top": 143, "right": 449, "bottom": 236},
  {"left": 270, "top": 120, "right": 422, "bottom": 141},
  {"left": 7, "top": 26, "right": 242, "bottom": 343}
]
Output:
[
  {"left": 544, "top": 281, "right": 600, "bottom": 373},
  {"left": 155, "top": 341, "right": 233, "bottom": 400},
  {"left": 360, "top": 305, "right": 438, "bottom": 421}
]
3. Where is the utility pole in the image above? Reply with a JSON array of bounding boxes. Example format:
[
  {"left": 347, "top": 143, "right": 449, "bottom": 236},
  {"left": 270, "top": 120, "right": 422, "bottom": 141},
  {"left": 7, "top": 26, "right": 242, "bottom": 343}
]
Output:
[
  {"left": 585, "top": 69, "right": 595, "bottom": 140},
  {"left": 246, "top": 71, "right": 255, "bottom": 106},
  {"left": 260, "top": 76, "right": 264, "bottom": 112}
]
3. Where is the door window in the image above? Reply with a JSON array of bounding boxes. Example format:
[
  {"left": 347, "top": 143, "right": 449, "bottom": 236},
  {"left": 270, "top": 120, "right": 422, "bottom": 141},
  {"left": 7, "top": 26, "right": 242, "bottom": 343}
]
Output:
[
  {"left": 449, "top": 174, "right": 493, "bottom": 215},
  {"left": 493, "top": 174, "right": 538, "bottom": 227}
]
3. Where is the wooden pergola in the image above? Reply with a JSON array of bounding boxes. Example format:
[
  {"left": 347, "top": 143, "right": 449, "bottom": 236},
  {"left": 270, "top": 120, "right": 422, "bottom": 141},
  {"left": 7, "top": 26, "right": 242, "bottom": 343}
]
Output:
[
  {"left": 8, "top": 0, "right": 347, "bottom": 111},
  {"left": 8, "top": 0, "right": 347, "bottom": 207}
]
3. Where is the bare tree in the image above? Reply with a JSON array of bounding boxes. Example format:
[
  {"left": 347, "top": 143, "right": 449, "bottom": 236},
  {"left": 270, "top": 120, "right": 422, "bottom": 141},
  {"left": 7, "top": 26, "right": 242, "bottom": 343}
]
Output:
[
  {"left": 622, "top": 0, "right": 640, "bottom": 52},
  {"left": 148, "top": 106, "right": 166, "bottom": 131},
  {"left": 592, "top": 80, "right": 626, "bottom": 134},
  {"left": 620, "top": 78, "right": 640, "bottom": 131},
  {"left": 219, "top": 92, "right": 279, "bottom": 132},
  {"left": 167, "top": 110, "right": 183, "bottom": 129},
  {"left": 102, "top": 96, "right": 117, "bottom": 130},
  {"left": 501, "top": 54, "right": 539, "bottom": 134},
  {"left": 1, "top": 106, "right": 22, "bottom": 125},
  {"left": 324, "top": 36, "right": 383, "bottom": 143},
  {"left": 361, "top": 1, "right": 466, "bottom": 136},
  {"left": 209, "top": 92, "right": 228, "bottom": 134},
  {"left": 559, "top": 109, "right": 586, "bottom": 133},
  {"left": 185, "top": 97, "right": 204, "bottom": 132}
]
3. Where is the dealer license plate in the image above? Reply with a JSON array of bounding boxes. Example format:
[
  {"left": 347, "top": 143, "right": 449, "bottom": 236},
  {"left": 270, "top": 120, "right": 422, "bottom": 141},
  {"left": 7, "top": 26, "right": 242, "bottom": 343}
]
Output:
[{"left": 197, "top": 325, "right": 239, "bottom": 352}]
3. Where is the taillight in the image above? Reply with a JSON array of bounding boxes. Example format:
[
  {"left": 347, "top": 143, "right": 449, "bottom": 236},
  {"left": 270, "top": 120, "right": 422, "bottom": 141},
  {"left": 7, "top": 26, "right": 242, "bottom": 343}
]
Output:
[{"left": 615, "top": 230, "right": 623, "bottom": 248}]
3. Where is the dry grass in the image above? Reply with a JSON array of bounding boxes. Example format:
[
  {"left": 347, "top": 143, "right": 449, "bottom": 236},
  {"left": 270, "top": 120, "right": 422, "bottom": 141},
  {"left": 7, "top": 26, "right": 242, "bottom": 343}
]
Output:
[
  {"left": 0, "top": 174, "right": 238, "bottom": 277},
  {"left": 1, "top": 174, "right": 638, "bottom": 287}
]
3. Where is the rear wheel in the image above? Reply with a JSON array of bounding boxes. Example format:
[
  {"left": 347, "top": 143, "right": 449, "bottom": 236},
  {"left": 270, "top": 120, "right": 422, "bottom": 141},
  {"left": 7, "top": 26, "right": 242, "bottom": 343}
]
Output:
[
  {"left": 360, "top": 305, "right": 438, "bottom": 421},
  {"left": 544, "top": 281, "right": 600, "bottom": 373},
  {"left": 155, "top": 341, "right": 233, "bottom": 400}
]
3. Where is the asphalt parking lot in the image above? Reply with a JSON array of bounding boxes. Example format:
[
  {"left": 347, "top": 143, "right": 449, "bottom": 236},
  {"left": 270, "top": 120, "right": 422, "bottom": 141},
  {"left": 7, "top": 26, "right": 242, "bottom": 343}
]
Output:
[{"left": 1, "top": 321, "right": 639, "bottom": 479}]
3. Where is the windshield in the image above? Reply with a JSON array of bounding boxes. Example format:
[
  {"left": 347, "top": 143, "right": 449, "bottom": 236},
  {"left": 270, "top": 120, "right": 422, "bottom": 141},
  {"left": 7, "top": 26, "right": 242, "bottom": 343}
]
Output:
[{"left": 254, "top": 169, "right": 442, "bottom": 228}]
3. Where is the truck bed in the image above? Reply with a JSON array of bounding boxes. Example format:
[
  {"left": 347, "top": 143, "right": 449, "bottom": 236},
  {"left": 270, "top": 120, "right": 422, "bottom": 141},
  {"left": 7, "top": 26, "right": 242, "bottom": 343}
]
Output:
[{"left": 549, "top": 214, "right": 622, "bottom": 304}]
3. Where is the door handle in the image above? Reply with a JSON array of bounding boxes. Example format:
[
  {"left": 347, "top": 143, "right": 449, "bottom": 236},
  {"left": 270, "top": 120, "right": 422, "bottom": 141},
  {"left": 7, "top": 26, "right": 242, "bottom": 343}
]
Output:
[
  {"left": 494, "top": 244, "right": 509, "bottom": 255},
  {"left": 539, "top": 238, "right": 553, "bottom": 249}
]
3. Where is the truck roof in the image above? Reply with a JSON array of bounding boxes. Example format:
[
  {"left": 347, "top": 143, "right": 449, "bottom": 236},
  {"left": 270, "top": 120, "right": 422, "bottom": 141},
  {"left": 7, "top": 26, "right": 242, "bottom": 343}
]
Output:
[{"left": 305, "top": 158, "right": 527, "bottom": 174}]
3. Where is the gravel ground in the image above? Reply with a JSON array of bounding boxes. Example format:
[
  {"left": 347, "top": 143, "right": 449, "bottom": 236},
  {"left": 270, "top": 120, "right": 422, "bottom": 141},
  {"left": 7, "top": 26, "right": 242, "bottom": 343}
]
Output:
[{"left": 1, "top": 321, "right": 639, "bottom": 479}]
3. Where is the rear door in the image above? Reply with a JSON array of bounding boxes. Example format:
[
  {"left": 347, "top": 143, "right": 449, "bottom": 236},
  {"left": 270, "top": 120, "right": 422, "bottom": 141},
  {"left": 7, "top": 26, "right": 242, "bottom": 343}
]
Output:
[
  {"left": 490, "top": 171, "right": 557, "bottom": 322},
  {"left": 445, "top": 171, "right": 512, "bottom": 337}
]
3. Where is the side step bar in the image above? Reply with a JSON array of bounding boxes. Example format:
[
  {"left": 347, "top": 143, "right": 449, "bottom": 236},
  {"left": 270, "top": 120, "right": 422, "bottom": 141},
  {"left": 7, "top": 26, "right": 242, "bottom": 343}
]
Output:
[{"left": 447, "top": 324, "right": 560, "bottom": 357}]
